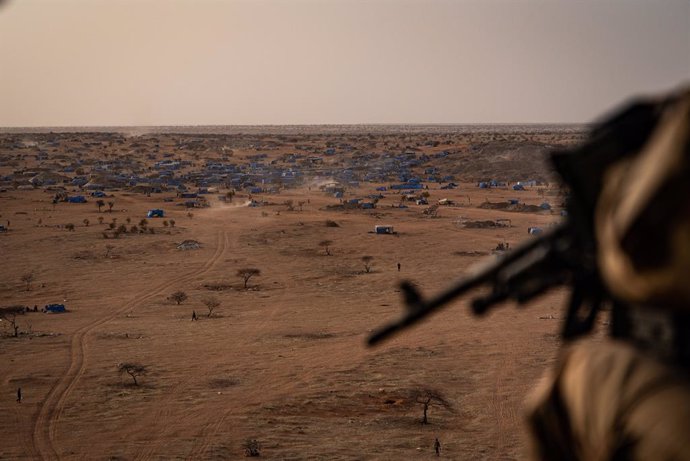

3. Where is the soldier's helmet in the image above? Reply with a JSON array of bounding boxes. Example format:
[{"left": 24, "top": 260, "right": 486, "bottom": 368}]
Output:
[{"left": 596, "top": 87, "right": 690, "bottom": 309}]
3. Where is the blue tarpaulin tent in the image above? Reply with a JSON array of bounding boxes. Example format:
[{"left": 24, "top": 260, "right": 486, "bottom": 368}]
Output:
[
  {"left": 44, "top": 304, "right": 66, "bottom": 313},
  {"left": 147, "top": 209, "right": 165, "bottom": 218}
]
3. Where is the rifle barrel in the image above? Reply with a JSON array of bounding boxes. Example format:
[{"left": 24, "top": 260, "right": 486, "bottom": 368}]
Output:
[{"left": 366, "top": 223, "right": 568, "bottom": 346}]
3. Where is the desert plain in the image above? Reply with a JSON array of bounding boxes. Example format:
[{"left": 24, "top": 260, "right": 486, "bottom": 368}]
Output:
[{"left": 0, "top": 125, "right": 590, "bottom": 460}]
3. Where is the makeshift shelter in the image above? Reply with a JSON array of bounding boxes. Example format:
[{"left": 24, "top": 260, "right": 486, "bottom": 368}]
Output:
[
  {"left": 44, "top": 304, "right": 66, "bottom": 313},
  {"left": 374, "top": 225, "right": 395, "bottom": 234},
  {"left": 147, "top": 209, "right": 165, "bottom": 218}
]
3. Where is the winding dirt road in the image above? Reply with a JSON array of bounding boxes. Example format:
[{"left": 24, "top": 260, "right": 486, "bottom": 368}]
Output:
[{"left": 31, "top": 230, "right": 228, "bottom": 460}]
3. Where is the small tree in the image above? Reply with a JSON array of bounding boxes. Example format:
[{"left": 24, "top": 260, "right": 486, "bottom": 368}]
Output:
[
  {"left": 21, "top": 272, "right": 35, "bottom": 291},
  {"left": 83, "top": 218, "right": 90, "bottom": 227},
  {"left": 105, "top": 244, "right": 115, "bottom": 258},
  {"left": 412, "top": 388, "right": 453, "bottom": 425},
  {"left": 107, "top": 201, "right": 115, "bottom": 213},
  {"left": 170, "top": 291, "right": 188, "bottom": 305},
  {"left": 202, "top": 296, "right": 220, "bottom": 317},
  {"left": 98, "top": 216, "right": 104, "bottom": 225},
  {"left": 126, "top": 217, "right": 132, "bottom": 224},
  {"left": 169, "top": 219, "right": 176, "bottom": 228},
  {"left": 139, "top": 218, "right": 148, "bottom": 229},
  {"left": 162, "top": 220, "right": 169, "bottom": 227},
  {"left": 117, "top": 362, "right": 147, "bottom": 386},
  {"left": 319, "top": 240, "right": 333, "bottom": 256},
  {"left": 1, "top": 313, "right": 20, "bottom": 337},
  {"left": 237, "top": 268, "right": 261, "bottom": 289},
  {"left": 362, "top": 255, "right": 374, "bottom": 273},
  {"left": 65, "top": 223, "right": 75, "bottom": 232},
  {"left": 96, "top": 199, "right": 105, "bottom": 212}
]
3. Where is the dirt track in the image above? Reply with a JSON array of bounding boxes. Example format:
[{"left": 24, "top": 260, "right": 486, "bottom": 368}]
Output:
[{"left": 0, "top": 130, "right": 579, "bottom": 459}]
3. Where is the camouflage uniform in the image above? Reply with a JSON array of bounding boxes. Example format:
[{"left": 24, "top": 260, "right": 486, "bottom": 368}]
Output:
[{"left": 526, "top": 88, "right": 690, "bottom": 461}]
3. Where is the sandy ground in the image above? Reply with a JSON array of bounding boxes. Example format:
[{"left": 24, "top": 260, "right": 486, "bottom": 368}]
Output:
[{"left": 0, "top": 132, "right": 577, "bottom": 460}]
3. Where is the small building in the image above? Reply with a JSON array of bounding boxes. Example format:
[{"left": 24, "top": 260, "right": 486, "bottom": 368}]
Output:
[
  {"left": 528, "top": 226, "right": 543, "bottom": 235},
  {"left": 147, "top": 209, "right": 165, "bottom": 218},
  {"left": 374, "top": 225, "right": 395, "bottom": 234},
  {"left": 68, "top": 195, "right": 87, "bottom": 203},
  {"left": 513, "top": 184, "right": 525, "bottom": 191}
]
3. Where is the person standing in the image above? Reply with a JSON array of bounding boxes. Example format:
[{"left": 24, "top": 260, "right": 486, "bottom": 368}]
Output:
[
  {"left": 434, "top": 437, "right": 441, "bottom": 456},
  {"left": 17, "top": 388, "right": 21, "bottom": 403}
]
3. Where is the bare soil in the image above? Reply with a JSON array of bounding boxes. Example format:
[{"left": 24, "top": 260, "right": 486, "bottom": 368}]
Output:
[{"left": 0, "top": 128, "right": 584, "bottom": 460}]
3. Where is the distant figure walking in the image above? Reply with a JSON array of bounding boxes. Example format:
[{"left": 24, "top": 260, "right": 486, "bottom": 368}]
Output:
[
  {"left": 192, "top": 310, "right": 198, "bottom": 321},
  {"left": 397, "top": 262, "right": 401, "bottom": 272},
  {"left": 17, "top": 388, "right": 21, "bottom": 403},
  {"left": 434, "top": 437, "right": 441, "bottom": 456}
]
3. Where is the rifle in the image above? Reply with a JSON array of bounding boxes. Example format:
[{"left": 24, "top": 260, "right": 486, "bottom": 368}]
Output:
[{"left": 367, "top": 94, "right": 674, "bottom": 347}]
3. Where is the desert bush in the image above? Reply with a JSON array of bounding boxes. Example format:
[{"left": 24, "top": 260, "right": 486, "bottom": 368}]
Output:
[
  {"left": 325, "top": 220, "right": 339, "bottom": 227},
  {"left": 362, "top": 255, "right": 374, "bottom": 273},
  {"left": 319, "top": 240, "right": 333, "bottom": 256},
  {"left": 202, "top": 296, "right": 220, "bottom": 317},
  {"left": 237, "top": 268, "right": 261, "bottom": 289},
  {"left": 20, "top": 272, "right": 34, "bottom": 291},
  {"left": 169, "top": 291, "right": 188, "bottom": 305},
  {"left": 243, "top": 439, "right": 261, "bottom": 457},
  {"left": 117, "top": 362, "right": 147, "bottom": 386}
]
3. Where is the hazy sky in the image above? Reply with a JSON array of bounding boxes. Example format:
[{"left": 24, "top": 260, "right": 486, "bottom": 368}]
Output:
[{"left": 0, "top": 0, "right": 688, "bottom": 126}]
